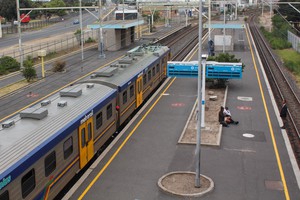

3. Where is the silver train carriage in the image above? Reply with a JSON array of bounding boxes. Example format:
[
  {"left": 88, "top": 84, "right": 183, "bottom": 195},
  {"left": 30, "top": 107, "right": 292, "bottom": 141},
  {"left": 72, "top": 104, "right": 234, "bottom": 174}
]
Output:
[{"left": 0, "top": 44, "right": 170, "bottom": 200}]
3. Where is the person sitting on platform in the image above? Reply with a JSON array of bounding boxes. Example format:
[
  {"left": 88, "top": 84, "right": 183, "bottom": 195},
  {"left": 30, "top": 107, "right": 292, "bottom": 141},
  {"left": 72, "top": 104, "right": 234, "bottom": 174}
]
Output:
[
  {"left": 223, "top": 106, "right": 239, "bottom": 125},
  {"left": 219, "top": 106, "right": 229, "bottom": 127}
]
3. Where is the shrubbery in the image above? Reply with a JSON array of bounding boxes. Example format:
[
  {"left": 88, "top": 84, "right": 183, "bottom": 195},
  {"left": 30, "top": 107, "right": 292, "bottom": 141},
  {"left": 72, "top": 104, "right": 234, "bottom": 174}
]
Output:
[
  {"left": 260, "top": 15, "right": 292, "bottom": 50},
  {"left": 206, "top": 53, "right": 245, "bottom": 88},
  {"left": 0, "top": 56, "right": 20, "bottom": 75},
  {"left": 52, "top": 60, "right": 66, "bottom": 72},
  {"left": 22, "top": 57, "right": 37, "bottom": 82}
]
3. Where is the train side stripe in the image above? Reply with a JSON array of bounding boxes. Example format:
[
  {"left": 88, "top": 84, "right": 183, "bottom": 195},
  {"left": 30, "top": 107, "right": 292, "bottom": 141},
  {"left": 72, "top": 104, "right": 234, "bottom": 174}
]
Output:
[
  {"left": 120, "top": 100, "right": 136, "bottom": 117},
  {"left": 43, "top": 157, "right": 79, "bottom": 200},
  {"left": 94, "top": 121, "right": 116, "bottom": 143}
]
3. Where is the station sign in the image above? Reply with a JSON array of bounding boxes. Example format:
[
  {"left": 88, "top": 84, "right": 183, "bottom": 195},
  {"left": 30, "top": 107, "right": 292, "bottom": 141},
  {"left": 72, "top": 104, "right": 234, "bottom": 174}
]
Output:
[{"left": 167, "top": 61, "right": 242, "bottom": 79}]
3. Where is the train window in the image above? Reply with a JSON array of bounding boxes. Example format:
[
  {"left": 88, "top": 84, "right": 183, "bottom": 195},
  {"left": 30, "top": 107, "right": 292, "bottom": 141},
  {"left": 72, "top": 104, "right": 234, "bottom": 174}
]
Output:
[
  {"left": 130, "top": 85, "right": 134, "bottom": 98},
  {"left": 88, "top": 122, "right": 92, "bottom": 142},
  {"left": 81, "top": 129, "right": 86, "bottom": 148},
  {"left": 107, "top": 104, "right": 112, "bottom": 120},
  {"left": 143, "top": 74, "right": 147, "bottom": 85},
  {"left": 123, "top": 91, "right": 127, "bottom": 104},
  {"left": 156, "top": 64, "right": 160, "bottom": 73},
  {"left": 63, "top": 137, "right": 73, "bottom": 159},
  {"left": 152, "top": 67, "right": 155, "bottom": 77},
  {"left": 96, "top": 112, "right": 103, "bottom": 129},
  {"left": 21, "top": 169, "right": 35, "bottom": 198},
  {"left": 45, "top": 151, "right": 56, "bottom": 177},
  {"left": 0, "top": 191, "right": 9, "bottom": 200},
  {"left": 148, "top": 70, "right": 151, "bottom": 81}
]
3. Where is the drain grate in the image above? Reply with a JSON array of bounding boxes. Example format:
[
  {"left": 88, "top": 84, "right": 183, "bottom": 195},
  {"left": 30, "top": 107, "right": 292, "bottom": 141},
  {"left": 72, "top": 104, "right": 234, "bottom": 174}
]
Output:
[{"left": 265, "top": 180, "right": 283, "bottom": 191}]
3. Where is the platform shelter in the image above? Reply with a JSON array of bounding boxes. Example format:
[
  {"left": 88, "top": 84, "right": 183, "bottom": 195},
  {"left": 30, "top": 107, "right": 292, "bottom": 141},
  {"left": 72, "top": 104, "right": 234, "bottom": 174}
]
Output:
[{"left": 87, "top": 19, "right": 144, "bottom": 51}]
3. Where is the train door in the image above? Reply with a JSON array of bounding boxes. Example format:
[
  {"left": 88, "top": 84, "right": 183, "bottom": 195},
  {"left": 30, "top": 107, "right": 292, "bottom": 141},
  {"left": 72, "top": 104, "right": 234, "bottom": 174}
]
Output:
[
  {"left": 78, "top": 117, "right": 94, "bottom": 169},
  {"left": 136, "top": 76, "right": 143, "bottom": 107},
  {"left": 163, "top": 57, "right": 167, "bottom": 76}
]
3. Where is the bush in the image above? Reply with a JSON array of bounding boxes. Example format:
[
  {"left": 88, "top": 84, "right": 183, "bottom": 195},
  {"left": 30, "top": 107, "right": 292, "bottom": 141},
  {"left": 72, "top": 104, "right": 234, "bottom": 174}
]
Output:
[
  {"left": 85, "top": 37, "right": 95, "bottom": 43},
  {"left": 22, "top": 58, "right": 37, "bottom": 82},
  {"left": 22, "top": 66, "right": 37, "bottom": 82},
  {"left": 269, "top": 38, "right": 292, "bottom": 49},
  {"left": 206, "top": 53, "right": 245, "bottom": 88},
  {"left": 52, "top": 60, "right": 66, "bottom": 72},
  {"left": 0, "top": 56, "right": 20, "bottom": 74}
]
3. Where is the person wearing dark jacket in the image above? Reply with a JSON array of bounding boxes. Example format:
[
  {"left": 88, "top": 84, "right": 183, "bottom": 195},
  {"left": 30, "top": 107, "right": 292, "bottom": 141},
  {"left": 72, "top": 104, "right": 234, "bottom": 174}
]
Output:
[{"left": 280, "top": 99, "right": 288, "bottom": 129}]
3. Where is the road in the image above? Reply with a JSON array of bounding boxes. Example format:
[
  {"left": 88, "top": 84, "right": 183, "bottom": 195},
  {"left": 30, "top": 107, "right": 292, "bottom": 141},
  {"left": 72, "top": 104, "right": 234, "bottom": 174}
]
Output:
[{"left": 0, "top": 11, "right": 98, "bottom": 50}]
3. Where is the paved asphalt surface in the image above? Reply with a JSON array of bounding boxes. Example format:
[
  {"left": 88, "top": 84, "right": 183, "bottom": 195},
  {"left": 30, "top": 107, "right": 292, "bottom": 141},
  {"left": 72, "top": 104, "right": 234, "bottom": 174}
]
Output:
[{"left": 0, "top": 11, "right": 99, "bottom": 49}]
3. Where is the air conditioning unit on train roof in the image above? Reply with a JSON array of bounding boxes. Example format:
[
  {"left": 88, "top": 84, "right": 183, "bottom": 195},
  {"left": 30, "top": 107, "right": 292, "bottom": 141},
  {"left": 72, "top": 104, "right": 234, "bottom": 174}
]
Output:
[
  {"left": 60, "top": 87, "right": 82, "bottom": 98},
  {"left": 118, "top": 57, "right": 133, "bottom": 64},
  {"left": 117, "top": 64, "right": 129, "bottom": 68},
  {"left": 2, "top": 120, "right": 15, "bottom": 129},
  {"left": 92, "top": 66, "right": 118, "bottom": 77},
  {"left": 20, "top": 107, "right": 48, "bottom": 120}
]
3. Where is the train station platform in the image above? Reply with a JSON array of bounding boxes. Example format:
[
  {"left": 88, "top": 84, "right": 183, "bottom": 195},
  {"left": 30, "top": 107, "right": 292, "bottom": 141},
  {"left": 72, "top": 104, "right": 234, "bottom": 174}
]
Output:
[{"left": 63, "top": 22, "right": 300, "bottom": 200}]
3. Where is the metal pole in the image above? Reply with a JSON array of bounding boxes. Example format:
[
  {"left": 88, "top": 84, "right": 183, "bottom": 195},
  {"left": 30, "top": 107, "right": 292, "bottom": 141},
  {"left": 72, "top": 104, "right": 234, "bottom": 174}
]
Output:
[
  {"left": 201, "top": 60, "right": 206, "bottom": 128},
  {"left": 223, "top": 0, "right": 226, "bottom": 53},
  {"left": 195, "top": 0, "right": 203, "bottom": 188},
  {"left": 16, "top": 0, "right": 23, "bottom": 69},
  {"left": 79, "top": 0, "right": 84, "bottom": 61},
  {"left": 123, "top": 0, "right": 125, "bottom": 20},
  {"left": 208, "top": 0, "right": 211, "bottom": 41},
  {"left": 99, "top": 0, "right": 105, "bottom": 58},
  {"left": 0, "top": 20, "right": 2, "bottom": 38}
]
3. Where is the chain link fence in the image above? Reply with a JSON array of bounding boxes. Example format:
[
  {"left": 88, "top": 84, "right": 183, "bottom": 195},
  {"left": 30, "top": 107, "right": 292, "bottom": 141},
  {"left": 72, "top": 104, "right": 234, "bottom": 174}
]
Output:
[
  {"left": 288, "top": 31, "right": 300, "bottom": 53},
  {"left": 0, "top": 29, "right": 99, "bottom": 62}
]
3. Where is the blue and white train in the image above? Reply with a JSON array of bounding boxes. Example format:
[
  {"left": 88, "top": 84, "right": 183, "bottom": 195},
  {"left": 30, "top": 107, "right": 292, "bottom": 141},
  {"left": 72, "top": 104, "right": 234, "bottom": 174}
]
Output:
[{"left": 0, "top": 44, "right": 171, "bottom": 200}]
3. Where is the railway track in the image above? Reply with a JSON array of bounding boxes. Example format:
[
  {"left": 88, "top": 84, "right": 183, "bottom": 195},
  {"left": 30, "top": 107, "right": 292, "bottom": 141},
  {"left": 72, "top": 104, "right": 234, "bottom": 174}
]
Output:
[{"left": 249, "top": 14, "right": 300, "bottom": 168}]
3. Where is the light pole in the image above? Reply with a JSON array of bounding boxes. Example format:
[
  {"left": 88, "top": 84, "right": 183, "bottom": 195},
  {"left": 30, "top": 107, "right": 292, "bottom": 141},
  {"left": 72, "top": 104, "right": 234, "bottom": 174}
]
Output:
[
  {"left": 99, "top": 0, "right": 105, "bottom": 58},
  {"left": 16, "top": 0, "right": 23, "bottom": 69},
  {"left": 79, "top": 0, "right": 84, "bottom": 61},
  {"left": 195, "top": 0, "right": 203, "bottom": 188}
]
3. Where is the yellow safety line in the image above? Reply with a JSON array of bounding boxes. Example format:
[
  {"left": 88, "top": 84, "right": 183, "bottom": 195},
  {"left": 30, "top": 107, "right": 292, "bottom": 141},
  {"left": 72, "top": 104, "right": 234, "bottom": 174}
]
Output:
[
  {"left": 78, "top": 77, "right": 176, "bottom": 200},
  {"left": 245, "top": 26, "right": 290, "bottom": 199}
]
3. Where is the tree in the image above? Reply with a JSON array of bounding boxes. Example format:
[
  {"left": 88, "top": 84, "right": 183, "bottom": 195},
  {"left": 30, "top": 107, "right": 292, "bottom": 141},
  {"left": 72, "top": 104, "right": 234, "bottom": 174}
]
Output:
[
  {"left": 22, "top": 59, "right": 36, "bottom": 82},
  {"left": 45, "top": 0, "right": 66, "bottom": 18},
  {"left": 0, "top": 0, "right": 31, "bottom": 22},
  {"left": 277, "top": 0, "right": 300, "bottom": 22}
]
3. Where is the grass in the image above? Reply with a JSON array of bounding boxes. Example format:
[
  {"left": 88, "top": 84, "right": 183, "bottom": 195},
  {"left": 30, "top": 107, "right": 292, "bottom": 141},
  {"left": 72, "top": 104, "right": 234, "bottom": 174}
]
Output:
[
  {"left": 0, "top": 80, "right": 29, "bottom": 97},
  {"left": 275, "top": 48, "right": 300, "bottom": 86}
]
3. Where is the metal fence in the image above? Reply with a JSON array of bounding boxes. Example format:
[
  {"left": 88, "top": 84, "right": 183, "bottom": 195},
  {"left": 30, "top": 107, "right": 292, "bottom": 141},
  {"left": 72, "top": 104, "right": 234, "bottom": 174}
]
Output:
[
  {"left": 0, "top": 29, "right": 99, "bottom": 62},
  {"left": 288, "top": 31, "right": 300, "bottom": 53},
  {"left": 1, "top": 19, "right": 61, "bottom": 34}
]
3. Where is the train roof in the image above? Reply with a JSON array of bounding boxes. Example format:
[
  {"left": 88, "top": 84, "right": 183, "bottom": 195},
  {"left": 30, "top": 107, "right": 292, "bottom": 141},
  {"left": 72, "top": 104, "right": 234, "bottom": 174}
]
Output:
[
  {"left": 0, "top": 83, "right": 117, "bottom": 179},
  {"left": 86, "top": 44, "right": 170, "bottom": 91}
]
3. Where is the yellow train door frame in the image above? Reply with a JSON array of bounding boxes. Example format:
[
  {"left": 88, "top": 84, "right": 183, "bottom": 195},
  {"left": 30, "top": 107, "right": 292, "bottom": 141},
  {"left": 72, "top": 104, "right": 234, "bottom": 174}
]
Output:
[
  {"left": 163, "top": 57, "right": 167, "bottom": 76},
  {"left": 78, "top": 117, "right": 94, "bottom": 169},
  {"left": 136, "top": 76, "right": 143, "bottom": 107}
]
